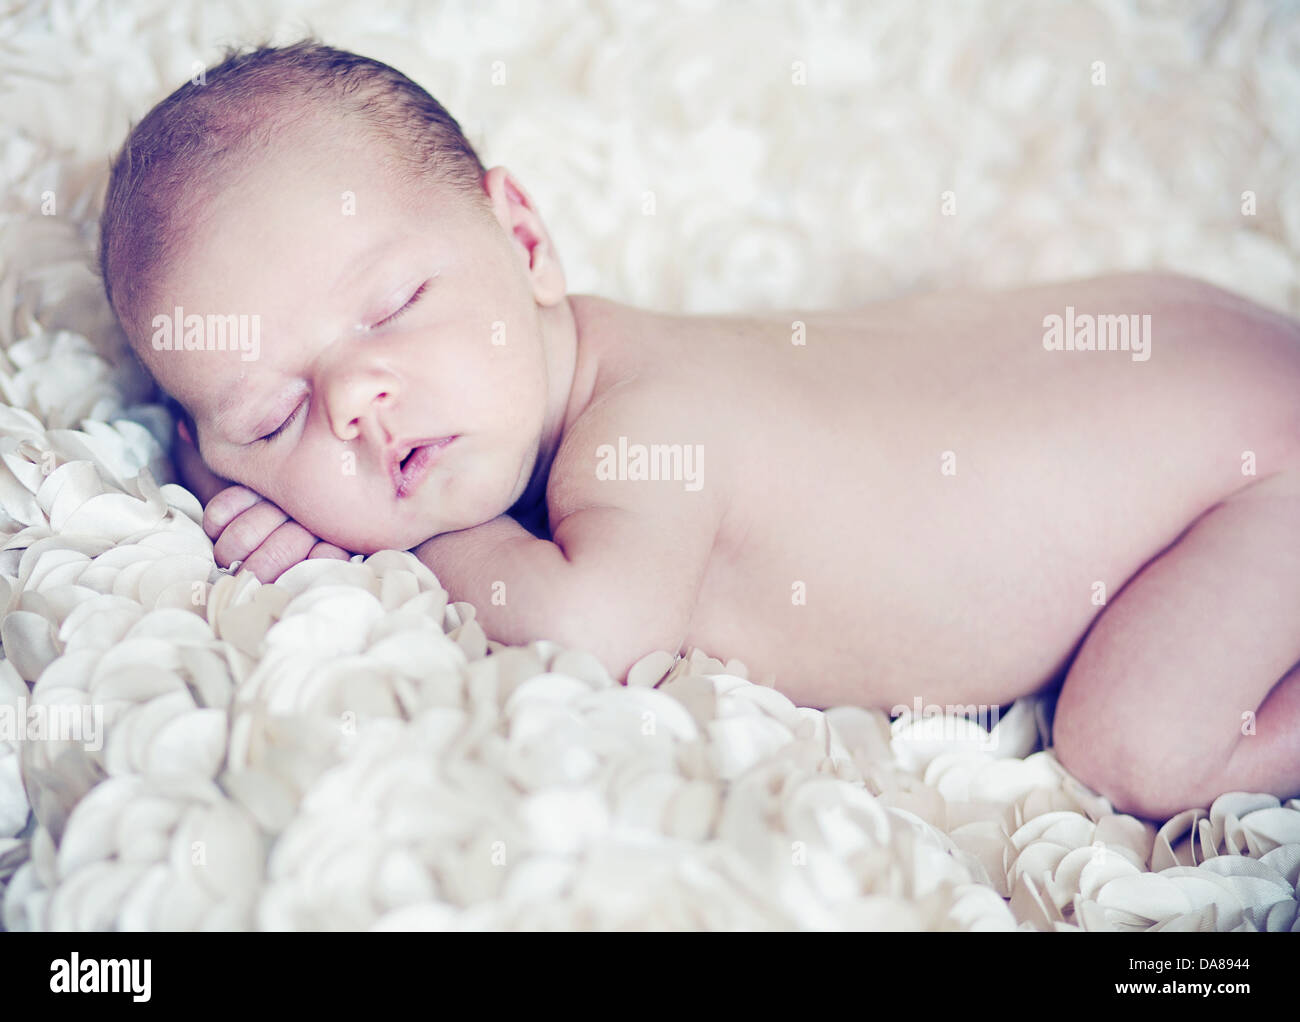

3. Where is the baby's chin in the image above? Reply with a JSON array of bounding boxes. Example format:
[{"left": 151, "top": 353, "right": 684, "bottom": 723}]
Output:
[
  {"left": 311, "top": 503, "right": 503, "bottom": 557},
  {"left": 297, "top": 462, "right": 529, "bottom": 555}
]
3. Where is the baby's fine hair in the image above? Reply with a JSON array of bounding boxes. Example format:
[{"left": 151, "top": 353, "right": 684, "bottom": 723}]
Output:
[{"left": 98, "top": 38, "right": 487, "bottom": 347}]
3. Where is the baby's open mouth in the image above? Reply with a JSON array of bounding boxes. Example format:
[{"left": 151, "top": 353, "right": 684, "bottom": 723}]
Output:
[{"left": 392, "top": 436, "right": 456, "bottom": 498}]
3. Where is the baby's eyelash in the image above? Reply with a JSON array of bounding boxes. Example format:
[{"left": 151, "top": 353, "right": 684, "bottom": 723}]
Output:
[
  {"left": 373, "top": 281, "right": 428, "bottom": 329},
  {"left": 259, "top": 400, "right": 304, "bottom": 444},
  {"left": 252, "top": 279, "right": 428, "bottom": 445}
]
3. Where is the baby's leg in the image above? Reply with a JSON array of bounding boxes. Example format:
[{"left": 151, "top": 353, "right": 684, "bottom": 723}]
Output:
[{"left": 1052, "top": 467, "right": 1300, "bottom": 820}]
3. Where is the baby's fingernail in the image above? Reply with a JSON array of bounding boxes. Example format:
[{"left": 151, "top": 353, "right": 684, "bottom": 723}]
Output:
[{"left": 203, "top": 507, "right": 231, "bottom": 537}]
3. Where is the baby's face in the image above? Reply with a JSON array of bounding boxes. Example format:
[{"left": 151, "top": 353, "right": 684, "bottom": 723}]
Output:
[{"left": 144, "top": 128, "right": 559, "bottom": 554}]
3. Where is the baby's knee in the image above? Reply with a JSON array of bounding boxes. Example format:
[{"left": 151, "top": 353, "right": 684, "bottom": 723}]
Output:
[{"left": 1052, "top": 703, "right": 1220, "bottom": 821}]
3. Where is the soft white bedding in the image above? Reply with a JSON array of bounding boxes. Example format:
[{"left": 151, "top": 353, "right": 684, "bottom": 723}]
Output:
[{"left": 1, "top": 0, "right": 1298, "bottom": 930}]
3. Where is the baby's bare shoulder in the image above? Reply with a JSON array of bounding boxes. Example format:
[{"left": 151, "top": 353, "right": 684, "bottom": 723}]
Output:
[{"left": 545, "top": 374, "right": 725, "bottom": 530}]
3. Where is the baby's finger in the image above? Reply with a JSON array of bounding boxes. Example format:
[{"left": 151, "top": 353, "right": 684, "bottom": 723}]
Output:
[
  {"left": 307, "top": 542, "right": 352, "bottom": 561},
  {"left": 239, "top": 520, "right": 318, "bottom": 583},
  {"left": 203, "top": 486, "right": 265, "bottom": 541},
  {"left": 212, "top": 500, "right": 289, "bottom": 568}
]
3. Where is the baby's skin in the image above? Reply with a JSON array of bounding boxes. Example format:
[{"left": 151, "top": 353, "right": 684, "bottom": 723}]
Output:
[{"left": 150, "top": 126, "right": 1300, "bottom": 821}]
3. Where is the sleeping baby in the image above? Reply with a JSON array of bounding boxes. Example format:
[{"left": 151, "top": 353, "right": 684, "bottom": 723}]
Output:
[{"left": 97, "top": 41, "right": 1300, "bottom": 822}]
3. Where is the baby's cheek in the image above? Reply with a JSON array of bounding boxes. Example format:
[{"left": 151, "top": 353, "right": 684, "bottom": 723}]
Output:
[{"left": 270, "top": 459, "right": 363, "bottom": 546}]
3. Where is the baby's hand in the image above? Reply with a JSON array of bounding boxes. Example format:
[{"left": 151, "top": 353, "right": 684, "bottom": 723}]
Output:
[
  {"left": 203, "top": 486, "right": 352, "bottom": 583},
  {"left": 174, "top": 416, "right": 351, "bottom": 582}
]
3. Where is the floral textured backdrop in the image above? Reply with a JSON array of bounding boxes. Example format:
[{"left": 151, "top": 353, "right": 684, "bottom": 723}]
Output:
[{"left": 0, "top": 0, "right": 1298, "bottom": 931}]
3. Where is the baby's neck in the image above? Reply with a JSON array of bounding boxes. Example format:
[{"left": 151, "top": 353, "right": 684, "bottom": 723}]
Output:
[{"left": 510, "top": 294, "right": 600, "bottom": 534}]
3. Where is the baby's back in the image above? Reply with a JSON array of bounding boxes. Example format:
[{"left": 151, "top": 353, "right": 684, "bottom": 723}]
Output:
[{"left": 567, "top": 272, "right": 1300, "bottom": 709}]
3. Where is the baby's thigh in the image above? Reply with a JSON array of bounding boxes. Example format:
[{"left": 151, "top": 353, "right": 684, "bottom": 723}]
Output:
[{"left": 1051, "top": 468, "right": 1300, "bottom": 818}]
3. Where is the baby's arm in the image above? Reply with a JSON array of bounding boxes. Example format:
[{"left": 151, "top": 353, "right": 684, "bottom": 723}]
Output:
[{"left": 414, "top": 468, "right": 721, "bottom": 681}]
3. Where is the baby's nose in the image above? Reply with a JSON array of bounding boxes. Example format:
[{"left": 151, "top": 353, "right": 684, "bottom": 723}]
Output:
[{"left": 321, "top": 362, "right": 399, "bottom": 444}]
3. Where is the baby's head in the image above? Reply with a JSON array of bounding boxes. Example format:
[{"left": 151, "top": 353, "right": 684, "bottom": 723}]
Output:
[{"left": 99, "top": 40, "right": 569, "bottom": 554}]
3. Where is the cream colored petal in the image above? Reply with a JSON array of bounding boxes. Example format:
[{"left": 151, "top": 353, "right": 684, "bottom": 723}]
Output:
[
  {"left": 174, "top": 799, "right": 262, "bottom": 901},
  {"left": 0, "top": 750, "right": 28, "bottom": 838},
  {"left": 1077, "top": 846, "right": 1144, "bottom": 902},
  {"left": 111, "top": 556, "right": 162, "bottom": 599},
  {"left": 924, "top": 752, "right": 989, "bottom": 801},
  {"left": 370, "top": 588, "right": 449, "bottom": 641},
  {"left": 39, "top": 461, "right": 105, "bottom": 527},
  {"left": 1010, "top": 840, "right": 1073, "bottom": 899},
  {"left": 1257, "top": 842, "right": 1300, "bottom": 887},
  {"left": 103, "top": 691, "right": 197, "bottom": 776},
  {"left": 372, "top": 848, "right": 438, "bottom": 909},
  {"left": 93, "top": 637, "right": 184, "bottom": 678},
  {"left": 29, "top": 648, "right": 96, "bottom": 696},
  {"left": 1074, "top": 897, "right": 1138, "bottom": 932},
  {"left": 947, "top": 882, "right": 1019, "bottom": 931},
  {"left": 504, "top": 671, "right": 597, "bottom": 717},
  {"left": 1265, "top": 899, "right": 1298, "bottom": 932},
  {"left": 220, "top": 767, "right": 300, "bottom": 834},
  {"left": 1152, "top": 867, "right": 1248, "bottom": 928},
  {"left": 125, "top": 608, "right": 214, "bottom": 645},
  {"left": 1095, "top": 872, "right": 1196, "bottom": 922},
  {"left": 157, "top": 484, "right": 203, "bottom": 526},
  {"left": 1093, "top": 813, "right": 1155, "bottom": 867},
  {"left": 57, "top": 594, "right": 143, "bottom": 651},
  {"left": 46, "top": 859, "right": 150, "bottom": 932},
  {"left": 137, "top": 523, "right": 211, "bottom": 556},
  {"left": 1196, "top": 854, "right": 1292, "bottom": 912},
  {"left": 24, "top": 548, "right": 90, "bottom": 590},
  {"left": 441, "top": 599, "right": 475, "bottom": 631},
  {"left": 376, "top": 567, "right": 420, "bottom": 611},
  {"left": 1152, "top": 808, "right": 1207, "bottom": 870},
  {"left": 136, "top": 554, "right": 212, "bottom": 608},
  {"left": 1210, "top": 791, "right": 1280, "bottom": 833},
  {"left": 0, "top": 444, "right": 49, "bottom": 496},
  {"left": 1234, "top": 806, "right": 1300, "bottom": 856},
  {"left": 448, "top": 616, "right": 488, "bottom": 660},
  {"left": 151, "top": 579, "right": 211, "bottom": 614},
  {"left": 1008, "top": 870, "right": 1063, "bottom": 930},
  {"left": 87, "top": 544, "right": 163, "bottom": 570},
  {"left": 1145, "top": 903, "right": 1218, "bottom": 932},
  {"left": 33, "top": 583, "right": 99, "bottom": 623},
  {"left": 612, "top": 770, "right": 682, "bottom": 831},
  {"left": 115, "top": 795, "right": 183, "bottom": 863},
  {"left": 706, "top": 715, "right": 794, "bottom": 780},
  {"left": 626, "top": 649, "right": 676, "bottom": 687},
  {"left": 577, "top": 685, "right": 700, "bottom": 743},
  {"left": 1, "top": 608, "right": 59, "bottom": 681},
  {"left": 143, "top": 708, "right": 227, "bottom": 780},
  {"left": 549, "top": 649, "right": 612, "bottom": 686},
  {"left": 55, "top": 775, "right": 145, "bottom": 877},
  {"left": 959, "top": 753, "right": 1061, "bottom": 804},
  {"left": 145, "top": 867, "right": 212, "bottom": 931},
  {"left": 90, "top": 665, "right": 186, "bottom": 705},
  {"left": 1010, "top": 810, "right": 1094, "bottom": 851}
]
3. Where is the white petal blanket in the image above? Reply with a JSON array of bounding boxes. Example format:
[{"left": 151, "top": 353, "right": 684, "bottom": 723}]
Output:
[{"left": 1, "top": 0, "right": 1298, "bottom": 931}]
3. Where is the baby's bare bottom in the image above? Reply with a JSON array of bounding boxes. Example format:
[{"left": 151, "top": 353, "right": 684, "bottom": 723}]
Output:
[{"left": 1053, "top": 466, "right": 1300, "bottom": 820}]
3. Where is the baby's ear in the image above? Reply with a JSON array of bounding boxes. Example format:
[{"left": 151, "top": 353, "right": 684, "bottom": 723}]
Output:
[{"left": 482, "top": 166, "right": 566, "bottom": 306}]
